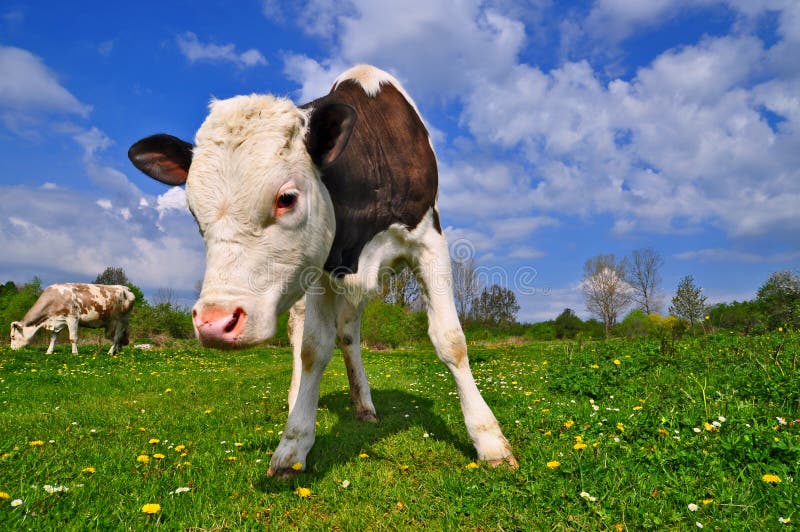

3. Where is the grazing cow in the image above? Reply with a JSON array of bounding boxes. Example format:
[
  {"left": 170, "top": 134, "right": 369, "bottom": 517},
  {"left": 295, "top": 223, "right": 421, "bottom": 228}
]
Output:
[
  {"left": 10, "top": 283, "right": 135, "bottom": 355},
  {"left": 128, "top": 64, "right": 517, "bottom": 476}
]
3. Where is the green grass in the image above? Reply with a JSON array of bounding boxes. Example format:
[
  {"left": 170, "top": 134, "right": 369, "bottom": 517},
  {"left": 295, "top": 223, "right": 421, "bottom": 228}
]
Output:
[{"left": 0, "top": 332, "right": 798, "bottom": 529}]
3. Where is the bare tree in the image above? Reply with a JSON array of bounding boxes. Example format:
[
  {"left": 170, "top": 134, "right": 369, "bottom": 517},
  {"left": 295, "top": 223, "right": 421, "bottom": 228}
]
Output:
[
  {"left": 470, "top": 284, "right": 520, "bottom": 327},
  {"left": 582, "top": 254, "right": 634, "bottom": 337},
  {"left": 452, "top": 258, "right": 479, "bottom": 323},
  {"left": 629, "top": 247, "right": 664, "bottom": 314},
  {"left": 383, "top": 266, "right": 420, "bottom": 309},
  {"left": 153, "top": 287, "right": 177, "bottom": 307}
]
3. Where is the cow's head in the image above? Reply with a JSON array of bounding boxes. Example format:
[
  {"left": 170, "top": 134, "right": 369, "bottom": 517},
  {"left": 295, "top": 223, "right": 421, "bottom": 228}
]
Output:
[
  {"left": 9, "top": 321, "right": 31, "bottom": 350},
  {"left": 129, "top": 96, "right": 355, "bottom": 348}
]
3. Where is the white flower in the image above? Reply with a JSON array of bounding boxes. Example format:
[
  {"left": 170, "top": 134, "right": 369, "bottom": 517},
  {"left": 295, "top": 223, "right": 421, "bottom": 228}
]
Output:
[
  {"left": 777, "top": 417, "right": 787, "bottom": 425},
  {"left": 693, "top": 427, "right": 702, "bottom": 433},
  {"left": 423, "top": 433, "right": 429, "bottom": 438},
  {"left": 717, "top": 416, "right": 726, "bottom": 422},
  {"left": 172, "top": 487, "right": 191, "bottom": 494},
  {"left": 779, "top": 517, "right": 791, "bottom": 524},
  {"left": 688, "top": 503, "right": 699, "bottom": 511},
  {"left": 11, "top": 499, "right": 23, "bottom": 507},
  {"left": 580, "top": 491, "right": 597, "bottom": 502},
  {"left": 696, "top": 522, "right": 703, "bottom": 528}
]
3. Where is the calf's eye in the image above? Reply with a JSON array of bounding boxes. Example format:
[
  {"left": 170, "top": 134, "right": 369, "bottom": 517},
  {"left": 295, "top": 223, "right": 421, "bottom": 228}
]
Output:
[{"left": 275, "top": 192, "right": 298, "bottom": 215}]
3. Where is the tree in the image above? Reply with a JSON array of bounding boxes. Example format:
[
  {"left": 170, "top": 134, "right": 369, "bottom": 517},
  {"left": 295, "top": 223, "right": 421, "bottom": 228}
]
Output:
[
  {"left": 554, "top": 308, "right": 582, "bottom": 339},
  {"left": 629, "top": 247, "right": 664, "bottom": 314},
  {"left": 452, "top": 258, "right": 479, "bottom": 323},
  {"left": 756, "top": 270, "right": 800, "bottom": 329},
  {"left": 383, "top": 266, "right": 421, "bottom": 309},
  {"left": 470, "top": 285, "right": 520, "bottom": 327},
  {"left": 154, "top": 287, "right": 178, "bottom": 307},
  {"left": 94, "top": 267, "right": 130, "bottom": 286},
  {"left": 582, "top": 254, "right": 633, "bottom": 337},
  {"left": 670, "top": 275, "right": 707, "bottom": 327}
]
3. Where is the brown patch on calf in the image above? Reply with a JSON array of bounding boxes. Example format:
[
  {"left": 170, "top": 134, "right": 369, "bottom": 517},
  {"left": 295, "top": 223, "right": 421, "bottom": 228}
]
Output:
[
  {"left": 302, "top": 80, "right": 438, "bottom": 274},
  {"left": 300, "top": 345, "right": 315, "bottom": 373}
]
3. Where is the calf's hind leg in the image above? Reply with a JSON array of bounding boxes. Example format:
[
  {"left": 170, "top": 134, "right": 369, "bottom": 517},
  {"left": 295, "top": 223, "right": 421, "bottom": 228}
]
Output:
[
  {"left": 415, "top": 229, "right": 518, "bottom": 467},
  {"left": 335, "top": 296, "right": 377, "bottom": 422}
]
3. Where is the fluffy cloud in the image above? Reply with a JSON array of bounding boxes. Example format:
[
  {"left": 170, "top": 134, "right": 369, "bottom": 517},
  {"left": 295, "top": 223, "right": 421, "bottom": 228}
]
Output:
[
  {"left": 0, "top": 185, "right": 204, "bottom": 291},
  {"left": 0, "top": 45, "right": 91, "bottom": 134},
  {"left": 176, "top": 32, "right": 267, "bottom": 69}
]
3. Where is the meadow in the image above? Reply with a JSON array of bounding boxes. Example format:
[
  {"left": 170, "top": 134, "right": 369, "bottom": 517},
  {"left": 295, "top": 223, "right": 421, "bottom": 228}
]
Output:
[{"left": 0, "top": 332, "right": 797, "bottom": 530}]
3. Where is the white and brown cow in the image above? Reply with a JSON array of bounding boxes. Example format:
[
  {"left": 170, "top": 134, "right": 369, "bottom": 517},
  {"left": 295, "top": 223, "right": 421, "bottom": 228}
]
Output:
[
  {"left": 128, "top": 64, "right": 517, "bottom": 476},
  {"left": 10, "top": 283, "right": 135, "bottom": 355}
]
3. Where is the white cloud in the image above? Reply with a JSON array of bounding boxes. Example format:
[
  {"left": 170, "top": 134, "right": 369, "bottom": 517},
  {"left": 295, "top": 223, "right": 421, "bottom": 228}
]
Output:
[
  {"left": 0, "top": 45, "right": 91, "bottom": 133},
  {"left": 176, "top": 32, "right": 267, "bottom": 69},
  {"left": 156, "top": 187, "right": 189, "bottom": 218},
  {"left": 0, "top": 185, "right": 204, "bottom": 291},
  {"left": 674, "top": 248, "right": 800, "bottom": 263}
]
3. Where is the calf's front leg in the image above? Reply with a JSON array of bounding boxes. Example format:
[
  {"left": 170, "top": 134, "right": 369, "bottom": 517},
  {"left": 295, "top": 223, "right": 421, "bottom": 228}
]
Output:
[{"left": 268, "top": 289, "right": 336, "bottom": 478}]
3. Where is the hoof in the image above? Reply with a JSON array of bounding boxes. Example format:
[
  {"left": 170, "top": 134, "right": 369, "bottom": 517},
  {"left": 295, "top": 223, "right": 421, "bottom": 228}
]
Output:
[
  {"left": 267, "top": 466, "right": 302, "bottom": 480},
  {"left": 357, "top": 411, "right": 379, "bottom": 423},
  {"left": 487, "top": 454, "right": 519, "bottom": 469}
]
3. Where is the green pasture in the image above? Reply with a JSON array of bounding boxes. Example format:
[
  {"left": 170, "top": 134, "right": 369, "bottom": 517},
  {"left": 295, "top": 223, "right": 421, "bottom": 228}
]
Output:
[{"left": 0, "top": 332, "right": 798, "bottom": 529}]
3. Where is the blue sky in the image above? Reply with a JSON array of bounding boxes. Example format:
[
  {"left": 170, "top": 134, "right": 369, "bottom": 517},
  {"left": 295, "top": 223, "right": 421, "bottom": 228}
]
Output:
[{"left": 1, "top": 1, "right": 798, "bottom": 322}]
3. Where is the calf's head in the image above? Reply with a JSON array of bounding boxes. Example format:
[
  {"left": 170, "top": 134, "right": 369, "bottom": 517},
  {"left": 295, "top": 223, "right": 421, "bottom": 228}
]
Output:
[{"left": 129, "top": 96, "right": 355, "bottom": 348}]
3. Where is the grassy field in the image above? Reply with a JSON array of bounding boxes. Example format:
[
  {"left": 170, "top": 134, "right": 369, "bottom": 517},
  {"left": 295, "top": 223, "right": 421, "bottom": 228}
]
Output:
[{"left": 0, "top": 332, "right": 798, "bottom": 530}]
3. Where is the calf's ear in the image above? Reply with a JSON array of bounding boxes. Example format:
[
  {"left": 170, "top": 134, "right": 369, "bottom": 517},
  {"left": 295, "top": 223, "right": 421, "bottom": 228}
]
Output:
[
  {"left": 11, "top": 322, "right": 22, "bottom": 331},
  {"left": 306, "top": 103, "right": 357, "bottom": 169},
  {"left": 128, "top": 134, "right": 194, "bottom": 186}
]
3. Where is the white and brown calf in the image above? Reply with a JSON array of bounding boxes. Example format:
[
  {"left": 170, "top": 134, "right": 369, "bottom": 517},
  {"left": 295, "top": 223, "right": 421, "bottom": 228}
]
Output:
[
  {"left": 10, "top": 283, "right": 135, "bottom": 355},
  {"left": 128, "top": 64, "right": 517, "bottom": 476}
]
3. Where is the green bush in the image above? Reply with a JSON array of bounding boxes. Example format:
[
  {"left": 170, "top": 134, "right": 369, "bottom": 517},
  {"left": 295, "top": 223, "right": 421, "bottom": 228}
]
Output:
[{"left": 361, "top": 300, "right": 428, "bottom": 348}]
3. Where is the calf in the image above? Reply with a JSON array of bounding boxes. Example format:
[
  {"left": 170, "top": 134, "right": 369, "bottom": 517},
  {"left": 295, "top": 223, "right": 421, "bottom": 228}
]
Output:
[
  {"left": 10, "top": 283, "right": 135, "bottom": 355},
  {"left": 129, "top": 64, "right": 517, "bottom": 476}
]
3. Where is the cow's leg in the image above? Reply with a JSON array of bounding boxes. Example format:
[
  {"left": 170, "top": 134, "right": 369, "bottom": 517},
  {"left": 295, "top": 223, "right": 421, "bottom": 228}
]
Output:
[
  {"left": 108, "top": 321, "right": 123, "bottom": 356},
  {"left": 46, "top": 332, "right": 57, "bottom": 355},
  {"left": 268, "top": 286, "right": 336, "bottom": 478},
  {"left": 335, "top": 296, "right": 377, "bottom": 422},
  {"left": 414, "top": 227, "right": 518, "bottom": 467},
  {"left": 66, "top": 318, "right": 79, "bottom": 355},
  {"left": 287, "top": 298, "right": 306, "bottom": 414}
]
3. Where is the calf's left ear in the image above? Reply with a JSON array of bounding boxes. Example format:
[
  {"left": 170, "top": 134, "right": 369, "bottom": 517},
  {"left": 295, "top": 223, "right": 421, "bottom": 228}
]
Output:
[
  {"left": 11, "top": 322, "right": 22, "bottom": 331},
  {"left": 306, "top": 103, "right": 357, "bottom": 169},
  {"left": 128, "top": 134, "right": 194, "bottom": 186}
]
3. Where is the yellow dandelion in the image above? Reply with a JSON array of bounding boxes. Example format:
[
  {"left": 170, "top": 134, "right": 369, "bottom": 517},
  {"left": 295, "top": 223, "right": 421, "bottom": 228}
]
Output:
[
  {"left": 81, "top": 467, "right": 96, "bottom": 474},
  {"left": 702, "top": 499, "right": 714, "bottom": 505},
  {"left": 174, "top": 445, "right": 186, "bottom": 453},
  {"left": 295, "top": 487, "right": 312, "bottom": 498},
  {"left": 29, "top": 440, "right": 45, "bottom": 446},
  {"left": 0, "top": 492, "right": 10, "bottom": 500},
  {"left": 762, "top": 474, "right": 781, "bottom": 484},
  {"left": 563, "top": 420, "right": 574, "bottom": 429},
  {"left": 633, "top": 406, "right": 643, "bottom": 411},
  {"left": 153, "top": 453, "right": 165, "bottom": 460},
  {"left": 573, "top": 442, "right": 587, "bottom": 450},
  {"left": 574, "top": 435, "right": 583, "bottom": 442},
  {"left": 546, "top": 460, "right": 560, "bottom": 469},
  {"left": 590, "top": 364, "right": 599, "bottom": 369},
  {"left": 613, "top": 359, "right": 621, "bottom": 365},
  {"left": 544, "top": 430, "right": 552, "bottom": 436},
  {"left": 138, "top": 427, "right": 146, "bottom": 432},
  {"left": 148, "top": 438, "right": 160, "bottom": 444},
  {"left": 141, "top": 503, "right": 161, "bottom": 514},
  {"left": 164, "top": 388, "right": 172, "bottom": 393},
  {"left": 226, "top": 456, "right": 237, "bottom": 461},
  {"left": 204, "top": 409, "right": 212, "bottom": 414},
  {"left": 465, "top": 462, "right": 479, "bottom": 469},
  {"left": 137, "top": 455, "right": 150, "bottom": 464},
  {"left": 658, "top": 428, "right": 669, "bottom": 436},
  {"left": 359, "top": 453, "right": 369, "bottom": 459},
  {"left": 291, "top": 462, "right": 303, "bottom": 471},
  {"left": 617, "top": 422, "right": 625, "bottom": 432}
]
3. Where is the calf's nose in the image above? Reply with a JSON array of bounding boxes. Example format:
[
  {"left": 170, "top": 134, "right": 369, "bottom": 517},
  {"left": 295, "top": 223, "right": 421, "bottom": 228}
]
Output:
[{"left": 192, "top": 305, "right": 247, "bottom": 347}]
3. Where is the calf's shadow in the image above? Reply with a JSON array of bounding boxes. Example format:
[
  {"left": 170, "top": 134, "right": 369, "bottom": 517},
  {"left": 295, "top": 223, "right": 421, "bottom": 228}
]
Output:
[{"left": 260, "top": 388, "right": 473, "bottom": 490}]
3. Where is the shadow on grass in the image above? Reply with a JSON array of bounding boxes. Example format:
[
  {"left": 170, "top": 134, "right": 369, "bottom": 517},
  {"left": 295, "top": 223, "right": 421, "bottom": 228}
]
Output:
[{"left": 259, "top": 388, "right": 473, "bottom": 492}]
